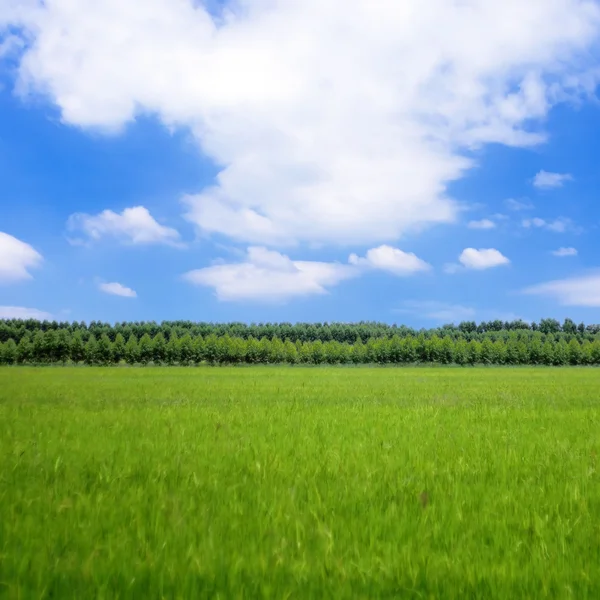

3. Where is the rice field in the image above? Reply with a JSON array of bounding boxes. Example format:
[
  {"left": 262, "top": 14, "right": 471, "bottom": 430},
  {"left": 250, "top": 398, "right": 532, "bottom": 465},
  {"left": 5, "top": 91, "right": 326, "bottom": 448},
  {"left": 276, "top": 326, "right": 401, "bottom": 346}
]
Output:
[{"left": 1, "top": 366, "right": 600, "bottom": 598}]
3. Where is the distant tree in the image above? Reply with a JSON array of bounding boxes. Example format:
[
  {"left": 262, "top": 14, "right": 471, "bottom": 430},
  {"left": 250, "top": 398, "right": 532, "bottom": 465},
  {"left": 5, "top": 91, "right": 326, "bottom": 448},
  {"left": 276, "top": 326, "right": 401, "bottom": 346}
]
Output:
[
  {"left": 591, "top": 340, "right": 600, "bottom": 365},
  {"left": 84, "top": 335, "right": 99, "bottom": 365},
  {"left": 284, "top": 340, "right": 298, "bottom": 364},
  {"left": 458, "top": 321, "right": 477, "bottom": 334},
  {"left": 124, "top": 334, "right": 139, "bottom": 364},
  {"left": 113, "top": 333, "right": 126, "bottom": 363},
  {"left": 350, "top": 338, "right": 366, "bottom": 364},
  {"left": 32, "top": 331, "right": 45, "bottom": 363},
  {"left": 568, "top": 338, "right": 582, "bottom": 365},
  {"left": 480, "top": 338, "right": 494, "bottom": 365},
  {"left": 16, "top": 332, "right": 33, "bottom": 364},
  {"left": 152, "top": 333, "right": 167, "bottom": 364},
  {"left": 310, "top": 340, "right": 325, "bottom": 365},
  {"left": 192, "top": 335, "right": 206, "bottom": 364},
  {"left": 96, "top": 334, "right": 113, "bottom": 365},
  {"left": 165, "top": 332, "right": 180, "bottom": 365},
  {"left": 179, "top": 334, "right": 194, "bottom": 364},
  {"left": 528, "top": 337, "right": 543, "bottom": 365},
  {"left": 467, "top": 340, "right": 481, "bottom": 365},
  {"left": 69, "top": 331, "right": 85, "bottom": 363},
  {"left": 581, "top": 340, "right": 593, "bottom": 366},
  {"left": 553, "top": 340, "right": 569, "bottom": 366},
  {"left": 245, "top": 337, "right": 261, "bottom": 364},
  {"left": 138, "top": 333, "right": 153, "bottom": 365},
  {"left": 539, "top": 318, "right": 561, "bottom": 335},
  {"left": 1, "top": 339, "right": 17, "bottom": 364}
]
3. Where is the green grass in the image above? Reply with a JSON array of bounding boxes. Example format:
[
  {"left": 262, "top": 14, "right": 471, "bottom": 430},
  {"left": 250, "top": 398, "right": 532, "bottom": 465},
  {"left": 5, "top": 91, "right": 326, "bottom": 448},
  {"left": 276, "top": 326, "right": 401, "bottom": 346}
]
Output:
[{"left": 1, "top": 367, "right": 600, "bottom": 598}]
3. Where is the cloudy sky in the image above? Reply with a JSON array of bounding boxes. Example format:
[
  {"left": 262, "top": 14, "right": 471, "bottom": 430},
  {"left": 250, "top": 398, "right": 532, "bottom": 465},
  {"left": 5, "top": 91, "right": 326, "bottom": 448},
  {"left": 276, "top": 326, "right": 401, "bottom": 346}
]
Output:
[{"left": 1, "top": 0, "right": 600, "bottom": 325}]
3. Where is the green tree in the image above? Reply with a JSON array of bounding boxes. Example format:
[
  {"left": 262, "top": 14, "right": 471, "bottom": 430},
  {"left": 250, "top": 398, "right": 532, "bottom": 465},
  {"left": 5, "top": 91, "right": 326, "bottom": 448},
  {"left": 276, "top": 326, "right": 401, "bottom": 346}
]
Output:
[
  {"left": 55, "top": 329, "right": 71, "bottom": 363},
  {"left": 179, "top": 334, "right": 194, "bottom": 364},
  {"left": 152, "top": 333, "right": 167, "bottom": 364},
  {"left": 96, "top": 334, "right": 113, "bottom": 365},
  {"left": 579, "top": 340, "right": 592, "bottom": 365},
  {"left": 310, "top": 340, "right": 325, "bottom": 364},
  {"left": 568, "top": 338, "right": 582, "bottom": 365},
  {"left": 284, "top": 340, "right": 298, "bottom": 364},
  {"left": 124, "top": 334, "right": 139, "bottom": 364},
  {"left": 165, "top": 332, "right": 181, "bottom": 365},
  {"left": 113, "top": 333, "right": 126, "bottom": 363},
  {"left": 440, "top": 336, "right": 454, "bottom": 364},
  {"left": 245, "top": 337, "right": 261, "bottom": 364},
  {"left": 591, "top": 340, "right": 600, "bottom": 365},
  {"left": 16, "top": 332, "right": 33, "bottom": 364},
  {"left": 268, "top": 337, "right": 286, "bottom": 364},
  {"left": 541, "top": 340, "right": 555, "bottom": 365},
  {"left": 138, "top": 334, "right": 153, "bottom": 365},
  {"left": 32, "top": 331, "right": 45, "bottom": 363},
  {"left": 553, "top": 340, "right": 569, "bottom": 366},
  {"left": 1, "top": 339, "right": 17, "bottom": 364},
  {"left": 454, "top": 338, "right": 468, "bottom": 365},
  {"left": 467, "top": 340, "right": 481, "bottom": 365},
  {"left": 70, "top": 331, "right": 85, "bottom": 364},
  {"left": 191, "top": 335, "right": 206, "bottom": 364},
  {"left": 84, "top": 335, "right": 99, "bottom": 365},
  {"left": 481, "top": 338, "right": 495, "bottom": 364}
]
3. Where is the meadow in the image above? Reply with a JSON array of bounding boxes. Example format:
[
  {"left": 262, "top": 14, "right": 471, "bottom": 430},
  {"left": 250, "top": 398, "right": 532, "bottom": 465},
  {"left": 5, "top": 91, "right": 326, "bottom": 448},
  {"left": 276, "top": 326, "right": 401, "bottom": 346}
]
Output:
[{"left": 1, "top": 366, "right": 600, "bottom": 598}]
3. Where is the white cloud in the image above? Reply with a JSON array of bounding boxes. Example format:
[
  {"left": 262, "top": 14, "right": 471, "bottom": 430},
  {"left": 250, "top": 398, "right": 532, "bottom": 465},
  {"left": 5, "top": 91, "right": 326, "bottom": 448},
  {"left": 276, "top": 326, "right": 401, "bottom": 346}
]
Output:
[
  {"left": 552, "top": 247, "right": 578, "bottom": 257},
  {"left": 98, "top": 281, "right": 137, "bottom": 298},
  {"left": 467, "top": 219, "right": 496, "bottom": 230},
  {"left": 183, "top": 246, "right": 357, "bottom": 302},
  {"left": 521, "top": 217, "right": 575, "bottom": 233},
  {"left": 458, "top": 248, "right": 510, "bottom": 270},
  {"left": 443, "top": 263, "right": 463, "bottom": 274},
  {"left": 0, "top": 306, "right": 53, "bottom": 320},
  {"left": 0, "top": 231, "right": 43, "bottom": 282},
  {"left": 3, "top": 1, "right": 600, "bottom": 246},
  {"left": 396, "top": 301, "right": 525, "bottom": 323},
  {"left": 533, "top": 170, "right": 573, "bottom": 189},
  {"left": 523, "top": 273, "right": 600, "bottom": 307},
  {"left": 505, "top": 198, "right": 533, "bottom": 211},
  {"left": 67, "top": 206, "right": 181, "bottom": 246},
  {"left": 349, "top": 245, "right": 430, "bottom": 275},
  {"left": 397, "top": 301, "right": 476, "bottom": 322}
]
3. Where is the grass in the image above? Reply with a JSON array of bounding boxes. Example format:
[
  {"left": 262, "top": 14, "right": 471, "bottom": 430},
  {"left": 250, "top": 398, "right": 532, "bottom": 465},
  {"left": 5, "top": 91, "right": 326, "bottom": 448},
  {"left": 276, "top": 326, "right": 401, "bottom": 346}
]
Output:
[{"left": 1, "top": 367, "right": 600, "bottom": 598}]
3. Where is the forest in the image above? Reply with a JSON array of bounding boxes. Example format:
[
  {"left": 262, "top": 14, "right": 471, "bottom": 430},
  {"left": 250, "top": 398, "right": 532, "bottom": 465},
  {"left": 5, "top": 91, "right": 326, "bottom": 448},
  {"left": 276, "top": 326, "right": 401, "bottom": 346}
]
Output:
[{"left": 1, "top": 318, "right": 600, "bottom": 366}]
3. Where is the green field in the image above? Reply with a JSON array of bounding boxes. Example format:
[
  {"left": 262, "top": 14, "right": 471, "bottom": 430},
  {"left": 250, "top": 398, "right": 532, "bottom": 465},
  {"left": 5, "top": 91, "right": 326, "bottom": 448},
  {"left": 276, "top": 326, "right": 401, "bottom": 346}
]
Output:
[{"left": 2, "top": 367, "right": 600, "bottom": 598}]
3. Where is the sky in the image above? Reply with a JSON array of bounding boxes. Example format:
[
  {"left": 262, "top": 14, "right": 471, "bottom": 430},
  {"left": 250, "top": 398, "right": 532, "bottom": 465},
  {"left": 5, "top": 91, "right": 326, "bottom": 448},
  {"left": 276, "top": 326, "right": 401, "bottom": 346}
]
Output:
[{"left": 1, "top": 0, "right": 600, "bottom": 327}]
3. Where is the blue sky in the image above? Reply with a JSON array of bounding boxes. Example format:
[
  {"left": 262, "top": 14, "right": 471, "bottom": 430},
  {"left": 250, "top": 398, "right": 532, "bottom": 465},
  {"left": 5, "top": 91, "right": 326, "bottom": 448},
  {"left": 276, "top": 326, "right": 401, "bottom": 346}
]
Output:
[{"left": 1, "top": 0, "right": 600, "bottom": 327}]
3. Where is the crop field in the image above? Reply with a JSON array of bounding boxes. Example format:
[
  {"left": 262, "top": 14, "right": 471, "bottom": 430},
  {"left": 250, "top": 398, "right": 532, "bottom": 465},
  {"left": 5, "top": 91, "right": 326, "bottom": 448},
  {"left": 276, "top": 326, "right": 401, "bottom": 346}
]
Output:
[{"left": 1, "top": 367, "right": 600, "bottom": 598}]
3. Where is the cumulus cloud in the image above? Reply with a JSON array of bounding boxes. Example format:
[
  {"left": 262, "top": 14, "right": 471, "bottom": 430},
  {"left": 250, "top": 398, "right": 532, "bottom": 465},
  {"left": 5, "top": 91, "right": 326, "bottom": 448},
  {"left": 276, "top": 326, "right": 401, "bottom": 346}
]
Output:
[
  {"left": 467, "top": 219, "right": 496, "bottom": 230},
  {"left": 552, "top": 247, "right": 578, "bottom": 257},
  {"left": 98, "top": 281, "right": 137, "bottom": 298},
  {"left": 0, "top": 306, "right": 53, "bottom": 320},
  {"left": 0, "top": 231, "right": 43, "bottom": 282},
  {"left": 2, "top": 0, "right": 600, "bottom": 246},
  {"left": 396, "top": 301, "right": 525, "bottom": 323},
  {"left": 397, "top": 301, "right": 477, "bottom": 322},
  {"left": 505, "top": 198, "right": 533, "bottom": 211},
  {"left": 349, "top": 245, "right": 430, "bottom": 275},
  {"left": 533, "top": 170, "right": 573, "bottom": 189},
  {"left": 458, "top": 248, "right": 510, "bottom": 270},
  {"left": 183, "top": 247, "right": 357, "bottom": 302},
  {"left": 523, "top": 273, "right": 600, "bottom": 306},
  {"left": 67, "top": 206, "right": 181, "bottom": 246},
  {"left": 521, "top": 217, "right": 576, "bottom": 233}
]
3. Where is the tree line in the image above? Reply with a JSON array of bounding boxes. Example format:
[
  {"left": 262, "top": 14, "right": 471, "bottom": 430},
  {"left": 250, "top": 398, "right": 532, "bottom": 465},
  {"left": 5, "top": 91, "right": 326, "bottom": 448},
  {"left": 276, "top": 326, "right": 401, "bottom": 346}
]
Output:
[
  {"left": 1, "top": 317, "right": 600, "bottom": 346},
  {"left": 2, "top": 329, "right": 600, "bottom": 366}
]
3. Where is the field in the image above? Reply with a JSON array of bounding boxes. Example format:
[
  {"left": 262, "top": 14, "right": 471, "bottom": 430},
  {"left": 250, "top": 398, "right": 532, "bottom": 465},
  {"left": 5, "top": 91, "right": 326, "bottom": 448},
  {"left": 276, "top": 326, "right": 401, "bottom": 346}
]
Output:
[{"left": 1, "top": 367, "right": 600, "bottom": 598}]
